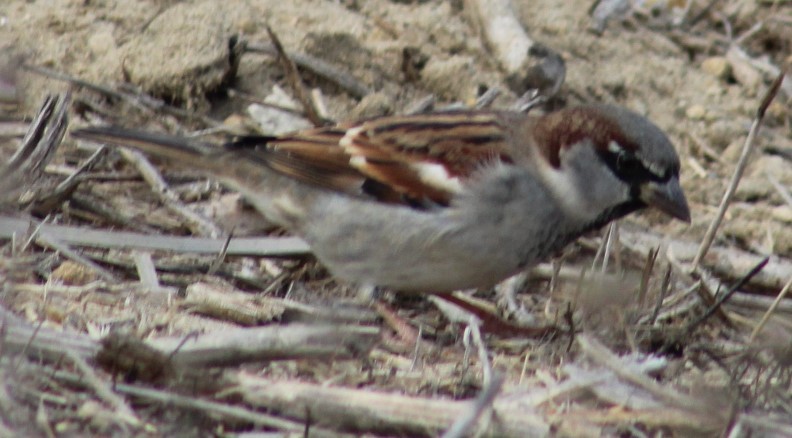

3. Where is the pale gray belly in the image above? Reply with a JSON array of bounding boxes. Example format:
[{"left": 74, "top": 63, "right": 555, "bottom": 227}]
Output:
[{"left": 297, "top": 168, "right": 572, "bottom": 292}]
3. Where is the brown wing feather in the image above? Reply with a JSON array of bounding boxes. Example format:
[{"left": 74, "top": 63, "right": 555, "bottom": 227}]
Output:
[
  {"left": 347, "top": 112, "right": 510, "bottom": 175},
  {"left": 344, "top": 112, "right": 512, "bottom": 204},
  {"left": 252, "top": 112, "right": 515, "bottom": 206},
  {"left": 253, "top": 126, "right": 365, "bottom": 194}
]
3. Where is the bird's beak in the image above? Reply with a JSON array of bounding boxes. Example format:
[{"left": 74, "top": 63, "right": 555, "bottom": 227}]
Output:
[{"left": 640, "top": 177, "right": 691, "bottom": 222}]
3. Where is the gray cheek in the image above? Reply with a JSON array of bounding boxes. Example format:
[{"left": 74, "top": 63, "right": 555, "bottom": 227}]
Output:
[{"left": 566, "top": 146, "right": 632, "bottom": 210}]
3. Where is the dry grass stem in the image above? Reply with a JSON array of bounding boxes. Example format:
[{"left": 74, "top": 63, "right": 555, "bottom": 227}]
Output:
[
  {"left": 767, "top": 174, "right": 792, "bottom": 208},
  {"left": 404, "top": 94, "right": 436, "bottom": 114},
  {"left": 622, "top": 227, "right": 791, "bottom": 291},
  {"left": 244, "top": 42, "right": 371, "bottom": 99},
  {"left": 237, "top": 374, "right": 549, "bottom": 437},
  {"left": 441, "top": 372, "right": 504, "bottom": 438},
  {"left": 750, "top": 276, "right": 792, "bottom": 342},
  {"left": 148, "top": 324, "right": 380, "bottom": 367},
  {"left": 577, "top": 334, "right": 726, "bottom": 429},
  {"left": 64, "top": 350, "right": 142, "bottom": 429},
  {"left": 25, "top": 65, "right": 222, "bottom": 128},
  {"left": 117, "top": 148, "right": 223, "bottom": 237},
  {"left": 265, "top": 26, "right": 325, "bottom": 127},
  {"left": 691, "top": 72, "right": 785, "bottom": 270},
  {"left": 0, "top": 94, "right": 68, "bottom": 207},
  {"left": 35, "top": 233, "right": 116, "bottom": 282},
  {"left": 0, "top": 215, "right": 310, "bottom": 255}
]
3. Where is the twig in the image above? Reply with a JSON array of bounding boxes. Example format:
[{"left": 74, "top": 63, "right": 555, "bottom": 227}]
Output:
[
  {"left": 245, "top": 42, "right": 371, "bottom": 99},
  {"left": 620, "top": 226, "right": 791, "bottom": 294},
  {"left": 404, "top": 94, "right": 436, "bottom": 115},
  {"left": 518, "top": 356, "right": 668, "bottom": 408},
  {"left": 264, "top": 26, "right": 324, "bottom": 127},
  {"left": 132, "top": 251, "right": 167, "bottom": 292},
  {"left": 0, "top": 94, "right": 69, "bottom": 207},
  {"left": 0, "top": 215, "right": 311, "bottom": 256},
  {"left": 68, "top": 192, "right": 159, "bottom": 234},
  {"left": 20, "top": 214, "right": 49, "bottom": 254},
  {"left": 36, "top": 233, "right": 116, "bottom": 282},
  {"left": 310, "top": 88, "right": 331, "bottom": 120},
  {"left": 591, "top": 225, "right": 611, "bottom": 270},
  {"left": 637, "top": 247, "right": 659, "bottom": 307},
  {"left": 683, "top": 71, "right": 782, "bottom": 320},
  {"left": 577, "top": 334, "right": 720, "bottom": 419},
  {"left": 24, "top": 65, "right": 221, "bottom": 128},
  {"left": 409, "top": 324, "right": 423, "bottom": 372},
  {"left": 109, "top": 383, "right": 336, "bottom": 436},
  {"left": 750, "top": 276, "right": 792, "bottom": 342},
  {"left": 675, "top": 257, "right": 769, "bottom": 347},
  {"left": 116, "top": 148, "right": 223, "bottom": 237},
  {"left": 237, "top": 374, "right": 549, "bottom": 436},
  {"left": 691, "top": 72, "right": 784, "bottom": 270},
  {"left": 64, "top": 350, "right": 141, "bottom": 429},
  {"left": 147, "top": 324, "right": 380, "bottom": 367},
  {"left": 441, "top": 372, "right": 504, "bottom": 438},
  {"left": 51, "top": 145, "right": 107, "bottom": 195},
  {"left": 550, "top": 259, "right": 562, "bottom": 294},
  {"left": 612, "top": 222, "right": 622, "bottom": 272},
  {"left": 767, "top": 175, "right": 792, "bottom": 208},
  {"left": 206, "top": 232, "right": 232, "bottom": 276},
  {"left": 649, "top": 264, "right": 672, "bottom": 326},
  {"left": 730, "top": 291, "right": 792, "bottom": 315},
  {"left": 0, "top": 305, "right": 99, "bottom": 361},
  {"left": 24, "top": 65, "right": 128, "bottom": 107},
  {"left": 182, "top": 283, "right": 375, "bottom": 327},
  {"left": 475, "top": 87, "right": 501, "bottom": 109},
  {"left": 12, "top": 317, "right": 46, "bottom": 373},
  {"left": 601, "top": 223, "right": 618, "bottom": 273}
]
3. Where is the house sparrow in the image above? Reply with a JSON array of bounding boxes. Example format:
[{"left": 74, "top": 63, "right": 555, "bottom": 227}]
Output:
[{"left": 72, "top": 104, "right": 690, "bottom": 293}]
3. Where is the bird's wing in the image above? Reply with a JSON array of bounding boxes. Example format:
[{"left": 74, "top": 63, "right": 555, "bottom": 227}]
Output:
[{"left": 252, "top": 111, "right": 516, "bottom": 207}]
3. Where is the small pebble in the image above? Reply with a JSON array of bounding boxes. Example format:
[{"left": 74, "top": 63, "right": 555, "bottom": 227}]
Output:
[
  {"left": 771, "top": 206, "right": 792, "bottom": 223},
  {"left": 223, "top": 113, "right": 249, "bottom": 135},
  {"left": 87, "top": 25, "right": 117, "bottom": 55},
  {"left": 237, "top": 17, "right": 257, "bottom": 34},
  {"left": 701, "top": 56, "right": 731, "bottom": 81},
  {"left": 686, "top": 104, "right": 707, "bottom": 120},
  {"left": 726, "top": 48, "right": 762, "bottom": 92}
]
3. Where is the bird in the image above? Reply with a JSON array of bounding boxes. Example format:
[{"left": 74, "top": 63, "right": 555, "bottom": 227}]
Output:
[{"left": 71, "top": 104, "right": 690, "bottom": 294}]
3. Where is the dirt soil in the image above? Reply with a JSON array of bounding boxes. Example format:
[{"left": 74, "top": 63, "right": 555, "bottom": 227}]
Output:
[{"left": 0, "top": 0, "right": 791, "bottom": 436}]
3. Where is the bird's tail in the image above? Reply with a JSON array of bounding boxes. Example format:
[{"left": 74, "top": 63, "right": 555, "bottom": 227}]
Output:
[
  {"left": 71, "top": 125, "right": 313, "bottom": 229},
  {"left": 71, "top": 126, "right": 221, "bottom": 165}
]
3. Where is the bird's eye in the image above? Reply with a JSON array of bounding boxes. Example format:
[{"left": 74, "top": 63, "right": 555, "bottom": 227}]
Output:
[{"left": 616, "top": 151, "right": 641, "bottom": 173}]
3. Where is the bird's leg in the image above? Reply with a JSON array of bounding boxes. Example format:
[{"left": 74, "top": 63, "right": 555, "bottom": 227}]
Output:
[
  {"left": 433, "top": 292, "right": 556, "bottom": 338},
  {"left": 494, "top": 271, "right": 539, "bottom": 326},
  {"left": 355, "top": 284, "right": 423, "bottom": 352}
]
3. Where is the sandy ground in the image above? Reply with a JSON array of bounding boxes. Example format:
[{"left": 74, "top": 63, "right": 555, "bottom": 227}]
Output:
[{"left": 0, "top": 0, "right": 790, "bottom": 436}]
